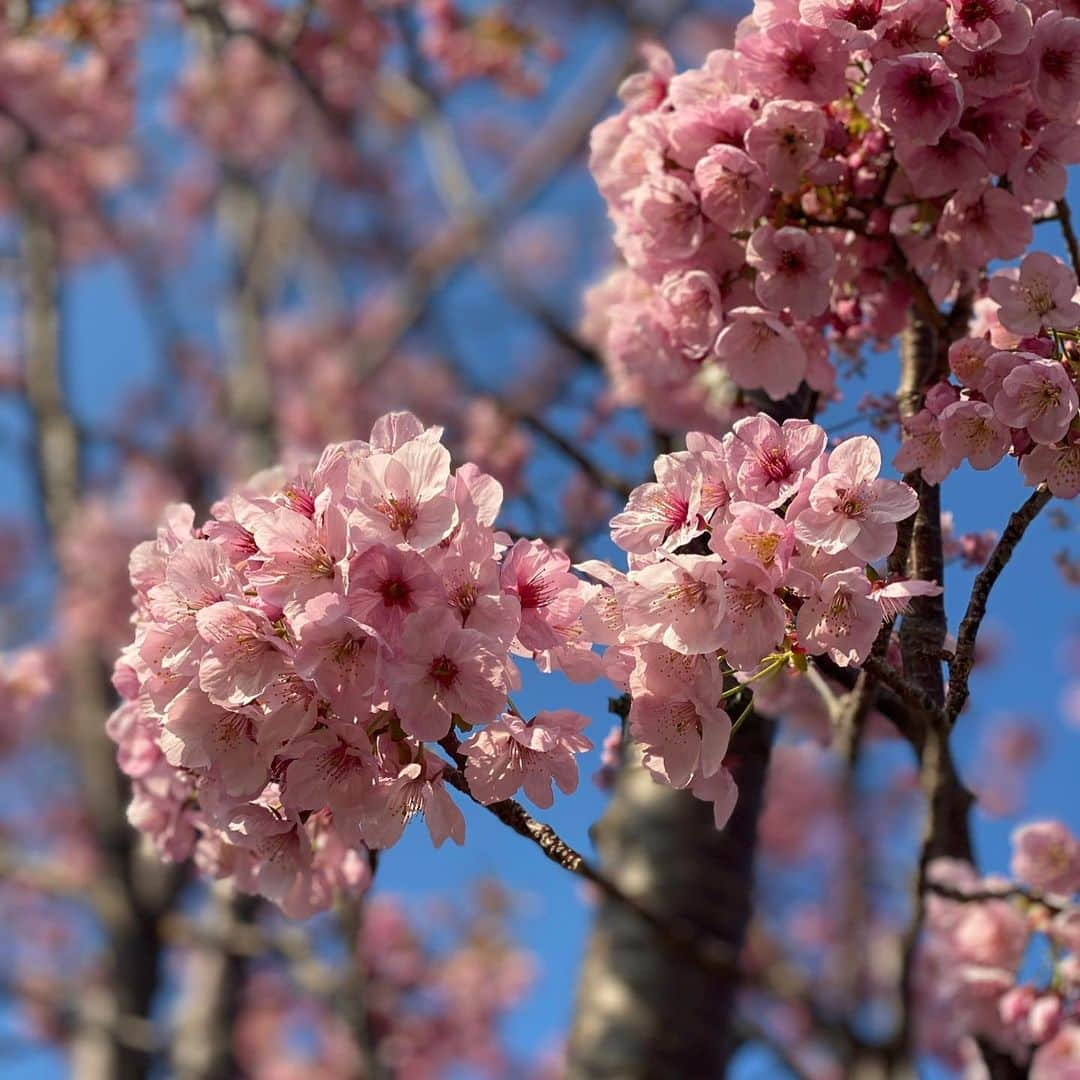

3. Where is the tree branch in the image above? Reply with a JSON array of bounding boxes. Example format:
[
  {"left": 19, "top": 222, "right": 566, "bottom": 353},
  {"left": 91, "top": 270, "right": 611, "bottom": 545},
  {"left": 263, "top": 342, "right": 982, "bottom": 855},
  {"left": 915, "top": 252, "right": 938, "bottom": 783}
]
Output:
[
  {"left": 438, "top": 736, "right": 740, "bottom": 976},
  {"left": 1056, "top": 197, "right": 1080, "bottom": 278},
  {"left": 860, "top": 655, "right": 945, "bottom": 727},
  {"left": 945, "top": 486, "right": 1053, "bottom": 723}
]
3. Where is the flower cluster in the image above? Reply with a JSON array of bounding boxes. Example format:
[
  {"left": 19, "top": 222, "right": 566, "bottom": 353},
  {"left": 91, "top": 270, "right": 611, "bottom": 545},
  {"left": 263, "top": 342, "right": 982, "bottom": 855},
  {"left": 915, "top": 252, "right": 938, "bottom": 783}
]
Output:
[
  {"left": 108, "top": 412, "right": 594, "bottom": 916},
  {"left": 264, "top": 313, "right": 532, "bottom": 495},
  {"left": 0, "top": 4, "right": 137, "bottom": 249},
  {"left": 0, "top": 646, "right": 55, "bottom": 757},
  {"left": 919, "top": 821, "right": 1080, "bottom": 1072},
  {"left": 579, "top": 413, "right": 932, "bottom": 828},
  {"left": 417, "top": 0, "right": 560, "bottom": 96},
  {"left": 583, "top": 0, "right": 1080, "bottom": 431},
  {"left": 896, "top": 251, "right": 1080, "bottom": 496},
  {"left": 175, "top": 0, "right": 385, "bottom": 174},
  {"left": 233, "top": 887, "right": 536, "bottom": 1079}
]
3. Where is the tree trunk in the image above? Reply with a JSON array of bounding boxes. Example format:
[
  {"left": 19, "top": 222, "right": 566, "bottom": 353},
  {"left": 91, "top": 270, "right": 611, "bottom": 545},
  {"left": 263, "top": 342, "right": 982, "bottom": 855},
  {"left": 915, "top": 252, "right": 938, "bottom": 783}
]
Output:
[{"left": 566, "top": 717, "right": 774, "bottom": 1078}]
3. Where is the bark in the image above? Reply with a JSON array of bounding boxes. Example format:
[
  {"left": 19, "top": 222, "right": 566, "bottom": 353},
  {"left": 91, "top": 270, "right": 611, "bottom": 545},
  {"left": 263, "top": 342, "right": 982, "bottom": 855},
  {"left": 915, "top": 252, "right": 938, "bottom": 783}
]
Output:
[
  {"left": 171, "top": 892, "right": 259, "bottom": 1080},
  {"left": 566, "top": 717, "right": 774, "bottom": 1078}
]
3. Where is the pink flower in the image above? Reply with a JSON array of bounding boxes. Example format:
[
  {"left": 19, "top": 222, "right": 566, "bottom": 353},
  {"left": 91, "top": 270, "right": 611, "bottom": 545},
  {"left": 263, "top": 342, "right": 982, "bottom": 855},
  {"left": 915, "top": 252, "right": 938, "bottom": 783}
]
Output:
[
  {"left": 989, "top": 253, "right": 1080, "bottom": 336},
  {"left": 744, "top": 99, "right": 827, "bottom": 194},
  {"left": 993, "top": 359, "right": 1079, "bottom": 444},
  {"left": 350, "top": 437, "right": 458, "bottom": 550},
  {"left": 160, "top": 687, "right": 267, "bottom": 797},
  {"left": 738, "top": 23, "right": 850, "bottom": 104},
  {"left": 1029, "top": 12, "right": 1080, "bottom": 118},
  {"left": 800, "top": 0, "right": 885, "bottom": 45},
  {"left": 1011, "top": 821, "right": 1080, "bottom": 894},
  {"left": 951, "top": 898, "right": 1030, "bottom": 970},
  {"left": 946, "top": 0, "right": 1032, "bottom": 53},
  {"left": 938, "top": 183, "right": 1031, "bottom": 268},
  {"left": 693, "top": 145, "right": 770, "bottom": 232},
  {"left": 665, "top": 99, "right": 755, "bottom": 170},
  {"left": 462, "top": 709, "right": 592, "bottom": 808},
  {"left": 870, "top": 577, "right": 944, "bottom": 620},
  {"left": 746, "top": 225, "right": 836, "bottom": 319},
  {"left": 894, "top": 128, "right": 987, "bottom": 198},
  {"left": 659, "top": 270, "right": 724, "bottom": 358},
  {"left": 363, "top": 754, "right": 465, "bottom": 850},
  {"left": 344, "top": 543, "right": 446, "bottom": 644},
  {"left": 874, "top": 0, "right": 948, "bottom": 59},
  {"left": 285, "top": 729, "right": 375, "bottom": 818},
  {"left": 1031, "top": 1025, "right": 1080, "bottom": 1079},
  {"left": 894, "top": 410, "right": 953, "bottom": 484},
  {"left": 715, "top": 307, "right": 808, "bottom": 399},
  {"left": 730, "top": 414, "right": 828, "bottom": 508},
  {"left": 1029, "top": 995, "right": 1065, "bottom": 1043},
  {"left": 610, "top": 452, "right": 702, "bottom": 554},
  {"left": 939, "top": 400, "right": 1011, "bottom": 470},
  {"left": 440, "top": 554, "right": 521, "bottom": 646},
  {"left": 621, "top": 554, "right": 728, "bottom": 655},
  {"left": 795, "top": 436, "right": 919, "bottom": 562},
  {"left": 627, "top": 173, "right": 704, "bottom": 264},
  {"left": 148, "top": 538, "right": 243, "bottom": 643},
  {"left": 195, "top": 600, "right": 292, "bottom": 708},
  {"left": 386, "top": 608, "right": 507, "bottom": 742},
  {"left": 689, "top": 766, "right": 739, "bottom": 830},
  {"left": 249, "top": 506, "right": 341, "bottom": 613},
  {"left": 867, "top": 53, "right": 964, "bottom": 146},
  {"left": 711, "top": 503, "right": 794, "bottom": 585},
  {"left": 715, "top": 559, "right": 789, "bottom": 671},
  {"left": 795, "top": 568, "right": 881, "bottom": 666},
  {"left": 949, "top": 336, "right": 997, "bottom": 393},
  {"left": 500, "top": 539, "right": 588, "bottom": 652},
  {"left": 629, "top": 651, "right": 730, "bottom": 789},
  {"left": 1020, "top": 442, "right": 1080, "bottom": 498},
  {"left": 1007, "top": 122, "right": 1080, "bottom": 204},
  {"left": 293, "top": 592, "right": 382, "bottom": 720}
]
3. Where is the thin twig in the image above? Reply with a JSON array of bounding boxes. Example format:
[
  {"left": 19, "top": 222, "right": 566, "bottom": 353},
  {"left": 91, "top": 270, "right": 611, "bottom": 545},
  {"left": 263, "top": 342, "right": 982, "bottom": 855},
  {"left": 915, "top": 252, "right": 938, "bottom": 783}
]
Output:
[
  {"left": 860, "top": 655, "right": 944, "bottom": 727},
  {"left": 438, "top": 736, "right": 739, "bottom": 976},
  {"left": 1056, "top": 197, "right": 1080, "bottom": 279},
  {"left": 945, "top": 486, "right": 1052, "bottom": 723},
  {"left": 925, "top": 879, "right": 1069, "bottom": 915}
]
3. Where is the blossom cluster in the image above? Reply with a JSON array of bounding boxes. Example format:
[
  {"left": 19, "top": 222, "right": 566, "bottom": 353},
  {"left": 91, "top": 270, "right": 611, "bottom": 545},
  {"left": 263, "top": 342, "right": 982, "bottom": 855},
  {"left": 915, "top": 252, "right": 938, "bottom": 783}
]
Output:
[
  {"left": 0, "top": 646, "right": 54, "bottom": 757},
  {"left": 417, "top": 0, "right": 560, "bottom": 95},
  {"left": 0, "top": 4, "right": 137, "bottom": 249},
  {"left": 233, "top": 887, "right": 537, "bottom": 1079},
  {"left": 896, "top": 251, "right": 1080, "bottom": 496},
  {"left": 108, "top": 412, "right": 594, "bottom": 916},
  {"left": 264, "top": 313, "right": 532, "bottom": 495},
  {"left": 175, "top": 0, "right": 386, "bottom": 176},
  {"left": 919, "top": 821, "right": 1080, "bottom": 1074},
  {"left": 583, "top": 0, "right": 1080, "bottom": 431},
  {"left": 578, "top": 413, "right": 933, "bottom": 827}
]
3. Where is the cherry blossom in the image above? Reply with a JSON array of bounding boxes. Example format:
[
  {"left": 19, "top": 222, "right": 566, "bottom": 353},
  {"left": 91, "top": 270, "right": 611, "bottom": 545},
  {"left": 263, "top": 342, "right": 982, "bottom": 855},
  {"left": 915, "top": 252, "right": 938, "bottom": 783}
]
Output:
[{"left": 462, "top": 709, "right": 592, "bottom": 808}]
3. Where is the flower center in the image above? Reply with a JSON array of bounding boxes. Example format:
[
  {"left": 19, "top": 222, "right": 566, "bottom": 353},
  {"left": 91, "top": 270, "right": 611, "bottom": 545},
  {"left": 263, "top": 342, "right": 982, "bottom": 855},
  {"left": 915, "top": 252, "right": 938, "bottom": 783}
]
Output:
[
  {"left": 380, "top": 577, "right": 411, "bottom": 608},
  {"left": 834, "top": 483, "right": 870, "bottom": 518},
  {"left": 518, "top": 570, "right": 558, "bottom": 610},
  {"left": 429, "top": 655, "right": 459, "bottom": 688},
  {"left": 759, "top": 445, "right": 792, "bottom": 482},
  {"left": 746, "top": 531, "right": 781, "bottom": 566},
  {"left": 1021, "top": 278, "right": 1055, "bottom": 316},
  {"left": 842, "top": 1, "right": 880, "bottom": 30},
  {"left": 783, "top": 48, "right": 817, "bottom": 84},
  {"left": 375, "top": 493, "right": 419, "bottom": 538},
  {"left": 958, "top": 0, "right": 993, "bottom": 27}
]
